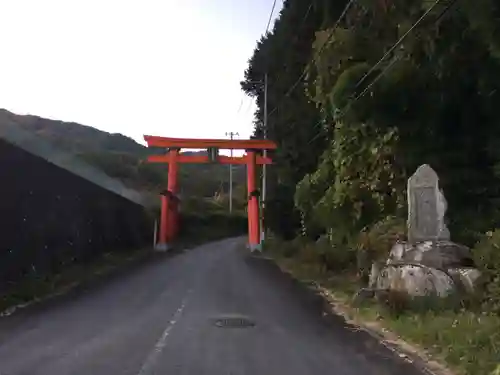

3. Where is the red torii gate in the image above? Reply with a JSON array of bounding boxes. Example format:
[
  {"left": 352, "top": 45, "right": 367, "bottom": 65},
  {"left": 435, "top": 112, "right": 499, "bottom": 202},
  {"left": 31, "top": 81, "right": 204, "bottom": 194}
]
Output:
[{"left": 143, "top": 135, "right": 277, "bottom": 251}]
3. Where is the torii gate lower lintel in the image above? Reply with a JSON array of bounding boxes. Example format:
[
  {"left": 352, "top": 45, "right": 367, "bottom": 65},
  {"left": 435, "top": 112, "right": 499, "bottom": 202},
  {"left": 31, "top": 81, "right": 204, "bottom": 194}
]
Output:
[{"left": 143, "top": 135, "right": 277, "bottom": 252}]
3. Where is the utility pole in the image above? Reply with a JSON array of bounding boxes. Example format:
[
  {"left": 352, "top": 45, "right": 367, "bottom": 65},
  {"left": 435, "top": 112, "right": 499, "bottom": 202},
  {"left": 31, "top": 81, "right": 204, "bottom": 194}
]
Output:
[
  {"left": 261, "top": 73, "right": 268, "bottom": 246},
  {"left": 225, "top": 131, "right": 239, "bottom": 213}
]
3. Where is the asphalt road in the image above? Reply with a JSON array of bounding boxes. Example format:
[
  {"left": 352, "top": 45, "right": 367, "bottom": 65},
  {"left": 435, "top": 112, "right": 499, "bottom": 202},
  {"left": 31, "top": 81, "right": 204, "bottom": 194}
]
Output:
[{"left": 0, "top": 238, "right": 427, "bottom": 375}]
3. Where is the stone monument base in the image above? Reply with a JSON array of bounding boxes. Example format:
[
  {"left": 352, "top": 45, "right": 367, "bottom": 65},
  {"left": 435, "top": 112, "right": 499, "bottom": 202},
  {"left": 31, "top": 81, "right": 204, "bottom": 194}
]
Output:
[{"left": 365, "top": 241, "right": 481, "bottom": 299}]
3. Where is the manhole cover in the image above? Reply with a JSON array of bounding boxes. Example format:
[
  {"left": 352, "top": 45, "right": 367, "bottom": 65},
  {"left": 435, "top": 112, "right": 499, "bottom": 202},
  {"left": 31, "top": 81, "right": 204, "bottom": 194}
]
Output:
[{"left": 213, "top": 315, "right": 256, "bottom": 328}]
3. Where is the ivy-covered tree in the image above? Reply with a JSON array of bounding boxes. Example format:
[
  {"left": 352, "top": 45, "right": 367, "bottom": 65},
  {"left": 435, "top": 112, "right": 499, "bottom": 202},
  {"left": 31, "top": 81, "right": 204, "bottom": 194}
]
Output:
[{"left": 300, "top": 0, "right": 500, "bottom": 244}]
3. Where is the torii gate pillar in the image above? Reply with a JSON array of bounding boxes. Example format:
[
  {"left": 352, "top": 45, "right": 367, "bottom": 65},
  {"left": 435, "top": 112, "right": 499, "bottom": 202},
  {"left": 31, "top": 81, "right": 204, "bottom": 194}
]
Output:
[
  {"left": 246, "top": 150, "right": 260, "bottom": 251},
  {"left": 157, "top": 148, "right": 179, "bottom": 251}
]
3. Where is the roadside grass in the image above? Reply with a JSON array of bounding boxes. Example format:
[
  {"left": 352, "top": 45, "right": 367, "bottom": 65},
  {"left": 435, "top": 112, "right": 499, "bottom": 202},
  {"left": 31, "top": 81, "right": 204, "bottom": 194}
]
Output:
[
  {"left": 267, "top": 240, "right": 500, "bottom": 375},
  {"left": 0, "top": 247, "right": 152, "bottom": 314}
]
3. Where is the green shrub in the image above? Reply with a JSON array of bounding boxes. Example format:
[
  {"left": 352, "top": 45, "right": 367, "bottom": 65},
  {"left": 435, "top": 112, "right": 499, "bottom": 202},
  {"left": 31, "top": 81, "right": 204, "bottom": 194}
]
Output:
[
  {"left": 280, "top": 242, "right": 299, "bottom": 258},
  {"left": 358, "top": 216, "right": 406, "bottom": 260},
  {"left": 315, "top": 235, "right": 357, "bottom": 272},
  {"left": 265, "top": 235, "right": 303, "bottom": 258},
  {"left": 267, "top": 233, "right": 356, "bottom": 273},
  {"left": 376, "top": 289, "right": 414, "bottom": 317},
  {"left": 356, "top": 216, "right": 406, "bottom": 280},
  {"left": 295, "top": 240, "right": 321, "bottom": 264},
  {"left": 472, "top": 229, "right": 500, "bottom": 313}
]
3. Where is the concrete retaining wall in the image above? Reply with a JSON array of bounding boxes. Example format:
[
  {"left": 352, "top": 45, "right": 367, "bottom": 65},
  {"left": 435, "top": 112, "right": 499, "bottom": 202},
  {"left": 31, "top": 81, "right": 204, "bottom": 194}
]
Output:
[{"left": 0, "top": 125, "right": 153, "bottom": 285}]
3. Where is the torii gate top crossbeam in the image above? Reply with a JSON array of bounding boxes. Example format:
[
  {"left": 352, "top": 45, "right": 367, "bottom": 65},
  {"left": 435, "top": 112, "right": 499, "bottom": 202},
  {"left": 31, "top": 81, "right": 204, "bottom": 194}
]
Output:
[{"left": 143, "top": 135, "right": 277, "bottom": 150}]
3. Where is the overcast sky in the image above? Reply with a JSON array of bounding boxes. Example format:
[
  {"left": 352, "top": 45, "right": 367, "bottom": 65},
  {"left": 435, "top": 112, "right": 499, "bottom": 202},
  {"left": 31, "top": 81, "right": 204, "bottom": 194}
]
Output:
[{"left": 0, "top": 0, "right": 282, "bottom": 145}]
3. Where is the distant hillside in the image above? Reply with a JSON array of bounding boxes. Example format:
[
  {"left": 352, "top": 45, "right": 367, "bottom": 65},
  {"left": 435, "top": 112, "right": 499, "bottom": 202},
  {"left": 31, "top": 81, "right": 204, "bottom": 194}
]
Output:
[{"left": 0, "top": 109, "right": 246, "bottom": 199}]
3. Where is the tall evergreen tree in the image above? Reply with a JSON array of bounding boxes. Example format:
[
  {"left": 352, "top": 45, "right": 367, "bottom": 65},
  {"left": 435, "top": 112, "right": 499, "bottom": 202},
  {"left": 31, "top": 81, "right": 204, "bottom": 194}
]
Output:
[
  {"left": 241, "top": 0, "right": 350, "bottom": 238},
  {"left": 243, "top": 0, "right": 500, "bottom": 244}
]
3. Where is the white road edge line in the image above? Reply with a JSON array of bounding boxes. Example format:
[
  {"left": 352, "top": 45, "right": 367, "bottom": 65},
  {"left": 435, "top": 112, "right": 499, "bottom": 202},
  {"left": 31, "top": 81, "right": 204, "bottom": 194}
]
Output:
[{"left": 137, "top": 290, "right": 192, "bottom": 375}]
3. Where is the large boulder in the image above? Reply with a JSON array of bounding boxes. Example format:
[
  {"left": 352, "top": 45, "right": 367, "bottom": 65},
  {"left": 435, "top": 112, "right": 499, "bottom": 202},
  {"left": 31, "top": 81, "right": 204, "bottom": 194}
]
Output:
[
  {"left": 375, "top": 263, "right": 455, "bottom": 297},
  {"left": 368, "top": 241, "right": 480, "bottom": 298},
  {"left": 388, "top": 240, "right": 474, "bottom": 269}
]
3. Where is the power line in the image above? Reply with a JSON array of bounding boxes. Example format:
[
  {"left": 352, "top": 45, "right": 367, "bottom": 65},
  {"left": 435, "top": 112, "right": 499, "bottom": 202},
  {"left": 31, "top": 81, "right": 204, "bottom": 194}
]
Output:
[
  {"left": 267, "top": 0, "right": 358, "bottom": 118},
  {"left": 349, "top": 0, "right": 457, "bottom": 109},
  {"left": 268, "top": 2, "right": 314, "bottom": 90},
  {"left": 244, "top": 2, "right": 314, "bottom": 104},
  {"left": 236, "top": 96, "right": 244, "bottom": 114},
  {"left": 303, "top": 57, "right": 405, "bottom": 146},
  {"left": 260, "top": 1, "right": 357, "bottom": 145},
  {"left": 265, "top": 0, "right": 278, "bottom": 33},
  {"left": 352, "top": 56, "right": 401, "bottom": 102},
  {"left": 236, "top": 1, "right": 276, "bottom": 128},
  {"left": 354, "top": 0, "right": 444, "bottom": 89},
  {"left": 298, "top": 2, "right": 313, "bottom": 30},
  {"left": 244, "top": 96, "right": 254, "bottom": 116},
  {"left": 305, "top": 56, "right": 401, "bottom": 145},
  {"left": 305, "top": 0, "right": 458, "bottom": 146},
  {"left": 245, "top": 2, "right": 319, "bottom": 152}
]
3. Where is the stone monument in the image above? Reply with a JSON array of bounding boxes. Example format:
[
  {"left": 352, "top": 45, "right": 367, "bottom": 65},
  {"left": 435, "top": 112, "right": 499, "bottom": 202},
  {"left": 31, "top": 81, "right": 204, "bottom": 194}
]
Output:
[
  {"left": 407, "top": 164, "right": 449, "bottom": 243},
  {"left": 356, "top": 164, "right": 481, "bottom": 303}
]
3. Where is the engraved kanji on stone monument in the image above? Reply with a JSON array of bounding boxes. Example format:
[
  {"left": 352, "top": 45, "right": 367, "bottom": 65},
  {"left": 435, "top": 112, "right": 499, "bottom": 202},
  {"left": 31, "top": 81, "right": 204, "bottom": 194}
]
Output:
[{"left": 407, "top": 164, "right": 450, "bottom": 243}]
